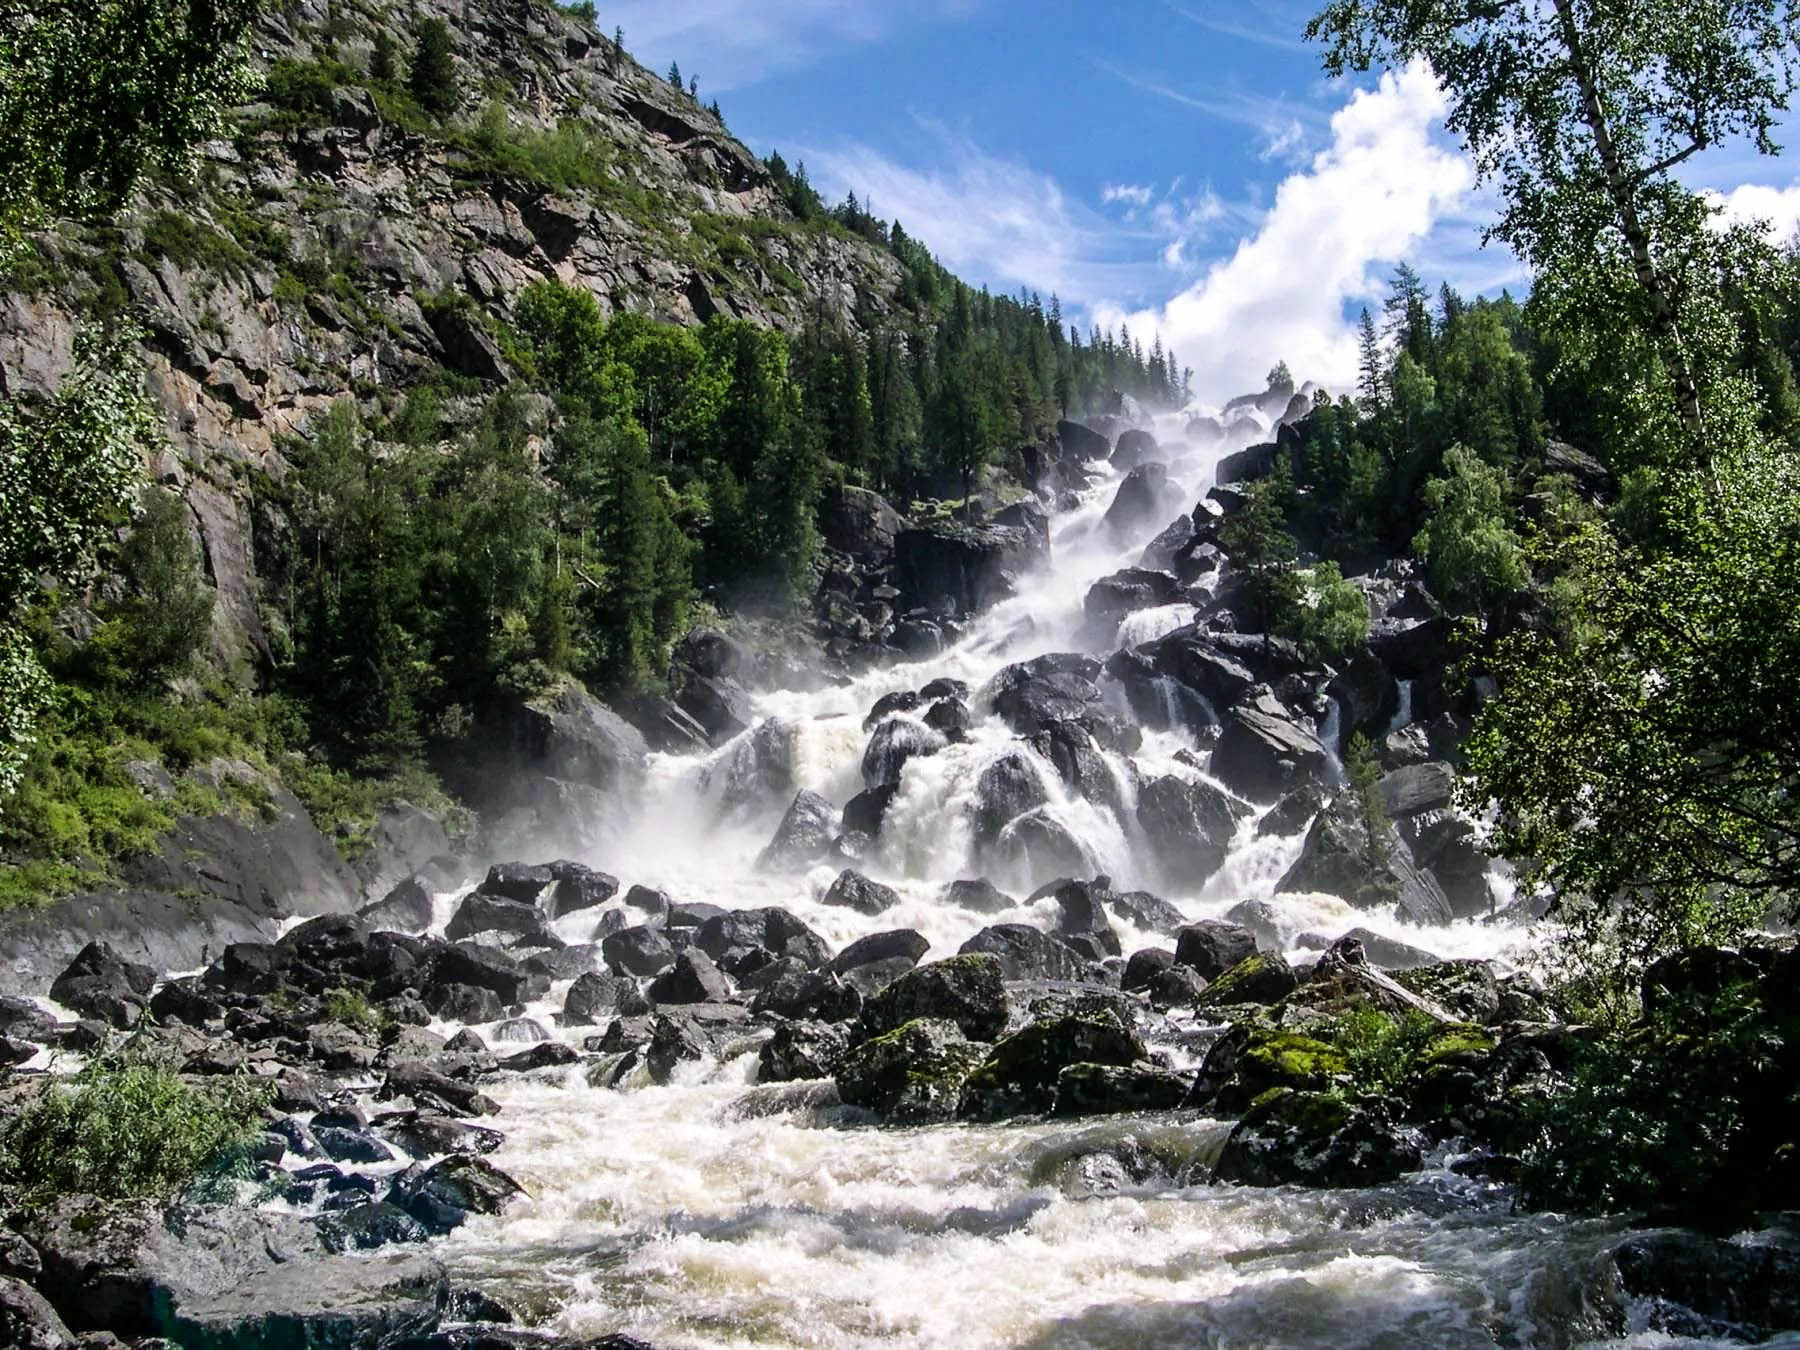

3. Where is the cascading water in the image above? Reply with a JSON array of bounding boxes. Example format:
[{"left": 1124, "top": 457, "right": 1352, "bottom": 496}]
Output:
[{"left": 424, "top": 403, "right": 1682, "bottom": 1348}]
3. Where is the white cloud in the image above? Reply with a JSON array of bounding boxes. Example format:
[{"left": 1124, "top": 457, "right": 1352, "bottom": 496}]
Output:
[
  {"left": 1706, "top": 180, "right": 1800, "bottom": 244},
  {"left": 605, "top": 0, "right": 981, "bottom": 94},
  {"left": 1096, "top": 62, "right": 1477, "bottom": 404},
  {"left": 1103, "top": 183, "right": 1156, "bottom": 209}
]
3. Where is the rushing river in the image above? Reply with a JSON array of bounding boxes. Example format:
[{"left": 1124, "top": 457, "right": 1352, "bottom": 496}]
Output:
[{"left": 411, "top": 405, "right": 1720, "bottom": 1348}]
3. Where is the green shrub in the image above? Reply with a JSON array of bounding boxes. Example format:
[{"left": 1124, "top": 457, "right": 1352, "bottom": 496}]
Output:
[
  {"left": 322, "top": 986, "right": 388, "bottom": 1033},
  {"left": 141, "top": 210, "right": 249, "bottom": 273},
  {"left": 0, "top": 1055, "right": 270, "bottom": 1207}
]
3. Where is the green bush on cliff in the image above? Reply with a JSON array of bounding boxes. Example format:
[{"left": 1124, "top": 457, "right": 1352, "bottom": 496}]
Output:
[{"left": 0, "top": 1054, "right": 271, "bottom": 1208}]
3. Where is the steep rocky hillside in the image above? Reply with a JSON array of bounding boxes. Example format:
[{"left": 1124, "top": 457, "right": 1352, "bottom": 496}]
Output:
[{"left": 0, "top": 0, "right": 904, "bottom": 670}]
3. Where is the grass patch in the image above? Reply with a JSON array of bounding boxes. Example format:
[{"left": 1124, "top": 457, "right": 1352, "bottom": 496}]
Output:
[
  {"left": 141, "top": 210, "right": 252, "bottom": 274},
  {"left": 0, "top": 1054, "right": 271, "bottom": 1208}
]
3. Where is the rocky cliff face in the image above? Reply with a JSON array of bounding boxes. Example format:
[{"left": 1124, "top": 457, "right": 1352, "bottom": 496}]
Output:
[{"left": 0, "top": 0, "right": 904, "bottom": 670}]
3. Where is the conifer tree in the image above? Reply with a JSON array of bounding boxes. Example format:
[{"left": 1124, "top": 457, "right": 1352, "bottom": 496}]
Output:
[{"left": 409, "top": 19, "right": 457, "bottom": 117}]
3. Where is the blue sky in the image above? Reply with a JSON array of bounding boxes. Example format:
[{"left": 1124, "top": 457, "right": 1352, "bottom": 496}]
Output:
[{"left": 602, "top": 0, "right": 1800, "bottom": 402}]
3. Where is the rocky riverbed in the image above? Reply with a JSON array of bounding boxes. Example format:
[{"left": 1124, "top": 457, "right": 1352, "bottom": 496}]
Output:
[{"left": 2, "top": 400, "right": 1796, "bottom": 1348}]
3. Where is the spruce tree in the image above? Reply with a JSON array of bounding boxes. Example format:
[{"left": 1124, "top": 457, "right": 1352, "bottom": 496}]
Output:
[{"left": 409, "top": 19, "right": 457, "bottom": 118}]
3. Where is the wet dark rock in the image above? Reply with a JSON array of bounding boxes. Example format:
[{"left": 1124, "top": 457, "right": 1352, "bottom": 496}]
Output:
[
  {"left": 1277, "top": 796, "right": 1453, "bottom": 926},
  {"left": 27, "top": 1196, "right": 446, "bottom": 1342},
  {"left": 1214, "top": 1090, "right": 1423, "bottom": 1187},
  {"left": 0, "top": 1231, "right": 41, "bottom": 1284},
  {"left": 960, "top": 1013, "right": 1144, "bottom": 1119},
  {"left": 987, "top": 654, "right": 1103, "bottom": 737},
  {"left": 759, "top": 1021, "right": 851, "bottom": 1082},
  {"left": 315, "top": 1125, "right": 397, "bottom": 1165},
  {"left": 994, "top": 809, "right": 1094, "bottom": 883},
  {"left": 1083, "top": 568, "right": 1184, "bottom": 626},
  {"left": 1210, "top": 696, "right": 1333, "bottom": 802},
  {"left": 1122, "top": 948, "right": 1175, "bottom": 991},
  {"left": 1053, "top": 1063, "right": 1194, "bottom": 1116},
  {"left": 1104, "top": 463, "right": 1184, "bottom": 537},
  {"left": 374, "top": 1113, "right": 504, "bottom": 1158},
  {"left": 831, "top": 929, "right": 930, "bottom": 979},
  {"left": 1304, "top": 927, "right": 1441, "bottom": 973},
  {"left": 1195, "top": 952, "right": 1299, "bottom": 1008},
  {"left": 822, "top": 869, "right": 901, "bottom": 917},
  {"left": 499, "top": 1040, "right": 579, "bottom": 1071},
  {"left": 1027, "top": 721, "right": 1129, "bottom": 817},
  {"left": 674, "top": 628, "right": 746, "bottom": 682},
  {"left": 647, "top": 949, "right": 733, "bottom": 1005},
  {"left": 1044, "top": 879, "right": 1121, "bottom": 957},
  {"left": 0, "top": 1274, "right": 69, "bottom": 1350},
  {"left": 1111, "top": 427, "right": 1159, "bottom": 469},
  {"left": 1106, "top": 889, "right": 1187, "bottom": 936},
  {"left": 1607, "top": 1230, "right": 1800, "bottom": 1341},
  {"left": 1218, "top": 899, "right": 1285, "bottom": 952},
  {"left": 665, "top": 901, "right": 727, "bottom": 932},
  {"left": 1057, "top": 418, "right": 1112, "bottom": 460},
  {"left": 622, "top": 884, "right": 672, "bottom": 916},
  {"left": 480, "top": 862, "right": 554, "bottom": 904},
  {"left": 893, "top": 518, "right": 1048, "bottom": 617},
  {"left": 1173, "top": 920, "right": 1258, "bottom": 980},
  {"left": 521, "top": 945, "right": 603, "bottom": 981},
  {"left": 316, "top": 1201, "right": 429, "bottom": 1254},
  {"left": 48, "top": 942, "right": 156, "bottom": 1028},
  {"left": 756, "top": 789, "right": 839, "bottom": 872},
  {"left": 389, "top": 1156, "right": 526, "bottom": 1235},
  {"left": 858, "top": 953, "right": 1010, "bottom": 1042},
  {"left": 822, "top": 485, "right": 905, "bottom": 561},
  {"left": 443, "top": 1029, "right": 489, "bottom": 1056},
  {"left": 0, "top": 996, "right": 57, "bottom": 1042},
  {"left": 428, "top": 944, "right": 545, "bottom": 1006},
  {"left": 942, "top": 878, "right": 1015, "bottom": 914},
  {"left": 694, "top": 908, "right": 832, "bottom": 971},
  {"left": 424, "top": 982, "right": 502, "bottom": 1023},
  {"left": 563, "top": 970, "right": 649, "bottom": 1024},
  {"left": 1136, "top": 775, "right": 1248, "bottom": 889},
  {"left": 970, "top": 752, "right": 1051, "bottom": 846},
  {"left": 1379, "top": 762, "right": 1457, "bottom": 818},
  {"left": 842, "top": 784, "right": 901, "bottom": 838},
  {"left": 543, "top": 863, "right": 620, "bottom": 919},
  {"left": 359, "top": 877, "right": 436, "bottom": 933},
  {"left": 751, "top": 967, "right": 860, "bottom": 1022},
  {"left": 863, "top": 690, "right": 923, "bottom": 728},
  {"left": 1143, "top": 963, "right": 1209, "bottom": 1010},
  {"left": 445, "top": 893, "right": 547, "bottom": 944},
  {"left": 959, "top": 924, "right": 1090, "bottom": 983},
  {"left": 836, "top": 1018, "right": 989, "bottom": 1123},
  {"left": 1405, "top": 812, "right": 1493, "bottom": 920},
  {"left": 601, "top": 925, "right": 677, "bottom": 978},
  {"left": 674, "top": 671, "right": 755, "bottom": 744},
  {"left": 861, "top": 717, "right": 945, "bottom": 788},
  {"left": 1258, "top": 786, "right": 1325, "bottom": 839},
  {"left": 922, "top": 695, "right": 973, "bottom": 742},
  {"left": 380, "top": 1063, "right": 501, "bottom": 1118}
]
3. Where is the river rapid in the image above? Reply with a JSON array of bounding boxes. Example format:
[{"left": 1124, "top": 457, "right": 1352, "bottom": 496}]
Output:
[{"left": 418, "top": 405, "right": 1716, "bottom": 1349}]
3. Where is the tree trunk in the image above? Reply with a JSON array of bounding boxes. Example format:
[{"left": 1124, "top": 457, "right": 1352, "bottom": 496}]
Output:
[{"left": 1550, "top": 0, "right": 1706, "bottom": 440}]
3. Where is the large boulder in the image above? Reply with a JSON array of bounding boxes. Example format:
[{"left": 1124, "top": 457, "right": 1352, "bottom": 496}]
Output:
[
  {"left": 694, "top": 908, "right": 832, "bottom": 970},
  {"left": 958, "top": 924, "right": 1091, "bottom": 983},
  {"left": 1135, "top": 775, "right": 1248, "bottom": 888},
  {"left": 673, "top": 671, "right": 755, "bottom": 745},
  {"left": 48, "top": 942, "right": 156, "bottom": 1027},
  {"left": 1083, "top": 568, "right": 1184, "bottom": 627},
  {"left": 756, "top": 789, "right": 838, "bottom": 872},
  {"left": 1103, "top": 463, "right": 1184, "bottom": 538},
  {"left": 1209, "top": 695, "right": 1332, "bottom": 802},
  {"left": 491, "top": 682, "right": 647, "bottom": 801},
  {"left": 704, "top": 716, "right": 800, "bottom": 818},
  {"left": 26, "top": 1197, "right": 445, "bottom": 1342},
  {"left": 893, "top": 519, "right": 1048, "bottom": 617},
  {"left": 1606, "top": 1230, "right": 1800, "bottom": 1342},
  {"left": 1173, "top": 920, "right": 1258, "bottom": 981},
  {"left": 835, "top": 1018, "right": 988, "bottom": 1123},
  {"left": 985, "top": 654, "right": 1103, "bottom": 737},
  {"left": 857, "top": 953, "right": 1009, "bottom": 1042},
  {"left": 970, "top": 751, "right": 1052, "bottom": 844},
  {"left": 821, "top": 485, "right": 905, "bottom": 561},
  {"left": 1056, "top": 418, "right": 1112, "bottom": 461},
  {"left": 821, "top": 869, "right": 901, "bottom": 917},
  {"left": 0, "top": 1275, "right": 72, "bottom": 1349},
  {"left": 861, "top": 717, "right": 945, "bottom": 788},
  {"left": 388, "top": 1156, "right": 526, "bottom": 1235},
  {"left": 1214, "top": 1090, "right": 1423, "bottom": 1188},
  {"left": 959, "top": 1014, "right": 1145, "bottom": 1120},
  {"left": 1276, "top": 795, "right": 1454, "bottom": 926},
  {"left": 1111, "top": 427, "right": 1159, "bottom": 469}
]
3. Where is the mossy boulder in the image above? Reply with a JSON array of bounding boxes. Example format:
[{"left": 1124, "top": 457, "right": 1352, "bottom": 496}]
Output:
[
  {"left": 856, "top": 953, "right": 1009, "bottom": 1043},
  {"left": 1394, "top": 960, "right": 1501, "bottom": 1024},
  {"left": 1213, "top": 1088, "right": 1423, "bottom": 1187},
  {"left": 835, "top": 1018, "right": 989, "bottom": 1123},
  {"left": 1052, "top": 1062, "right": 1193, "bottom": 1116},
  {"left": 1195, "top": 952, "right": 1299, "bottom": 1010},
  {"left": 1190, "top": 1023, "right": 1351, "bottom": 1113},
  {"left": 957, "top": 1014, "right": 1144, "bottom": 1120}
]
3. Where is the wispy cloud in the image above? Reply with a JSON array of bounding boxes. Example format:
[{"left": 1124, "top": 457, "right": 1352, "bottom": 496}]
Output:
[
  {"left": 1096, "top": 59, "right": 1327, "bottom": 146},
  {"left": 803, "top": 124, "right": 1134, "bottom": 305},
  {"left": 1097, "top": 62, "right": 1483, "bottom": 403},
  {"left": 605, "top": 0, "right": 983, "bottom": 94},
  {"left": 1103, "top": 183, "right": 1156, "bottom": 208},
  {"left": 1161, "top": 0, "right": 1310, "bottom": 52}
]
